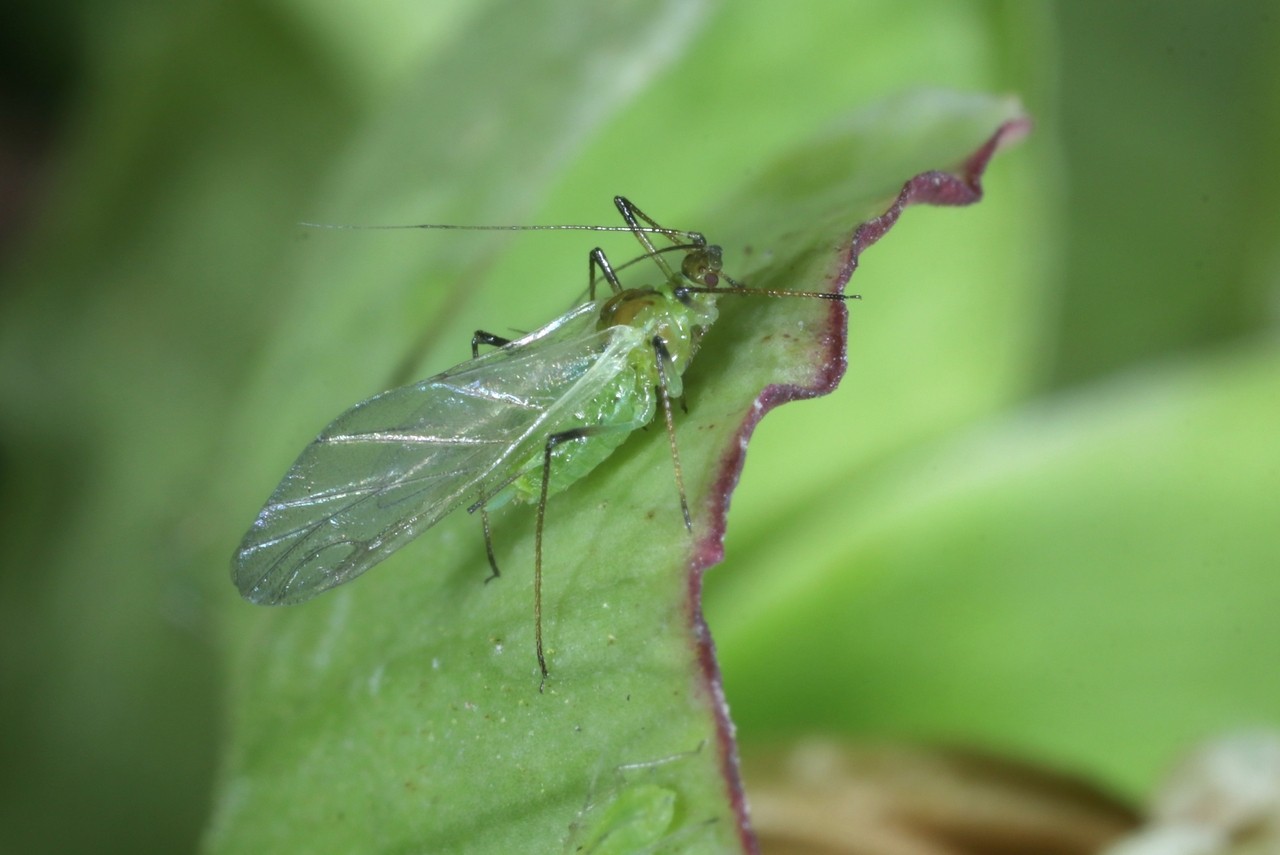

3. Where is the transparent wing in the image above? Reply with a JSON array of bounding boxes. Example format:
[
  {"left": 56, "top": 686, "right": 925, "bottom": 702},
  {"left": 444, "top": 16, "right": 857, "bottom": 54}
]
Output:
[{"left": 233, "top": 302, "right": 642, "bottom": 604}]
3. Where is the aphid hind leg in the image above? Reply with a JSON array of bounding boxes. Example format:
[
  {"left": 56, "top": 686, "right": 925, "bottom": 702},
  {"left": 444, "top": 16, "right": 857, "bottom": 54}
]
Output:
[
  {"left": 470, "top": 328, "right": 517, "bottom": 582},
  {"left": 471, "top": 330, "right": 513, "bottom": 359},
  {"left": 533, "top": 424, "right": 620, "bottom": 690},
  {"left": 480, "top": 508, "right": 500, "bottom": 583}
]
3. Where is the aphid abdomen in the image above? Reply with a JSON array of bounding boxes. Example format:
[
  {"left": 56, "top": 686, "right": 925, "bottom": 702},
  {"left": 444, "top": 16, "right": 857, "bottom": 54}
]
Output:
[{"left": 504, "top": 367, "right": 657, "bottom": 506}]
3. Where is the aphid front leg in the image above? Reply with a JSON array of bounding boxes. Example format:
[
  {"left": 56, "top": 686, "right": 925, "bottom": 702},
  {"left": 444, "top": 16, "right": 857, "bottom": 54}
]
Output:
[
  {"left": 612, "top": 196, "right": 706, "bottom": 280},
  {"left": 651, "top": 335, "right": 692, "bottom": 532}
]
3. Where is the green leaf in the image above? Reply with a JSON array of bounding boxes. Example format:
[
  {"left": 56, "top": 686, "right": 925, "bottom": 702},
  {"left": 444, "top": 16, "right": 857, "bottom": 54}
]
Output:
[
  {"left": 0, "top": 2, "right": 1038, "bottom": 852},
  {"left": 206, "top": 92, "right": 1024, "bottom": 852},
  {"left": 5, "top": 2, "right": 1278, "bottom": 852}
]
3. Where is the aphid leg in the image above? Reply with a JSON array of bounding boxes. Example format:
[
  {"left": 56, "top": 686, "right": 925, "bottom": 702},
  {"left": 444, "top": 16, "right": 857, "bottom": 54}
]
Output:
[
  {"left": 464, "top": 328, "right": 513, "bottom": 586},
  {"left": 615, "top": 196, "right": 667, "bottom": 264},
  {"left": 587, "top": 247, "right": 625, "bottom": 301},
  {"left": 471, "top": 330, "right": 513, "bottom": 359},
  {"left": 613, "top": 197, "right": 707, "bottom": 280},
  {"left": 652, "top": 335, "right": 692, "bottom": 532},
  {"left": 534, "top": 425, "right": 609, "bottom": 690},
  {"left": 480, "top": 507, "right": 500, "bottom": 583}
]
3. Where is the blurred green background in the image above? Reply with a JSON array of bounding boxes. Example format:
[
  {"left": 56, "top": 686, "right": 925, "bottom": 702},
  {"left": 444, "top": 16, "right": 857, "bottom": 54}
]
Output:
[{"left": 1, "top": 1, "right": 1277, "bottom": 852}]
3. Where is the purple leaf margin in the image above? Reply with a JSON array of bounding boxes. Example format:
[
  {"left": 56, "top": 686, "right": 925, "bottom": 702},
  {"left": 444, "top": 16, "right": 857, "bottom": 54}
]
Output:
[{"left": 685, "top": 116, "right": 1032, "bottom": 853}]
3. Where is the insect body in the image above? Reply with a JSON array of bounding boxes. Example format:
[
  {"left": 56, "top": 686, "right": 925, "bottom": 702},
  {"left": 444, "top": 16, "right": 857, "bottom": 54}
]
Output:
[{"left": 233, "top": 197, "right": 850, "bottom": 681}]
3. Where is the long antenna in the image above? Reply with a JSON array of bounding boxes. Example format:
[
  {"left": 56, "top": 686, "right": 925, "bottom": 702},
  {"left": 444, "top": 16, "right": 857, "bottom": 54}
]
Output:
[{"left": 297, "top": 220, "right": 702, "bottom": 243}]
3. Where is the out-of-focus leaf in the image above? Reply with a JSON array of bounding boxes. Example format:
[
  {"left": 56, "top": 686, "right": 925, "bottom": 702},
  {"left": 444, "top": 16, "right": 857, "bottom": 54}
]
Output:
[
  {"left": 745, "top": 739, "right": 1138, "bottom": 854},
  {"left": 712, "top": 336, "right": 1280, "bottom": 795}
]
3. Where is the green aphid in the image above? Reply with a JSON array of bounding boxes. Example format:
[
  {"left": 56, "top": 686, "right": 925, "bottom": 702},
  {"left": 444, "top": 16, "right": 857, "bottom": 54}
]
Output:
[{"left": 233, "top": 197, "right": 852, "bottom": 682}]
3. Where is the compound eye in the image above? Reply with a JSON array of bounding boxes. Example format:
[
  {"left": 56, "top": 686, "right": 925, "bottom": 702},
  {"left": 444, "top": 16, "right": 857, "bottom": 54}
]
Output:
[
  {"left": 680, "top": 253, "right": 704, "bottom": 282},
  {"left": 681, "top": 246, "right": 724, "bottom": 285}
]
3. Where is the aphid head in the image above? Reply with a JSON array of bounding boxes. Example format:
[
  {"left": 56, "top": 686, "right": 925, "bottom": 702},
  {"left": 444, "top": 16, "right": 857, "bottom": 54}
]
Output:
[{"left": 680, "top": 244, "right": 723, "bottom": 289}]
